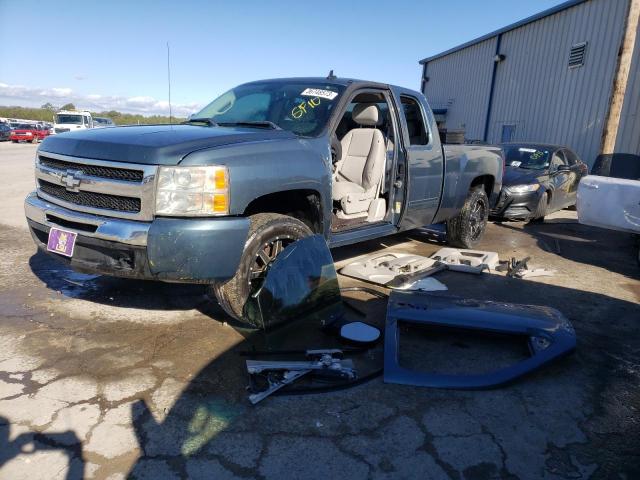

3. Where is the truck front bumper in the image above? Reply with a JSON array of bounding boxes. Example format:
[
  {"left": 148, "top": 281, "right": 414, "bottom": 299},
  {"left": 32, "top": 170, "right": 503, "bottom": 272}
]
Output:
[{"left": 25, "top": 192, "right": 250, "bottom": 283}]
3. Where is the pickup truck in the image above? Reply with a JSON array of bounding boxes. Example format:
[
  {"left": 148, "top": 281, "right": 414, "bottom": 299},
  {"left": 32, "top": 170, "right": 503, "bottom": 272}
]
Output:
[{"left": 24, "top": 77, "right": 503, "bottom": 322}]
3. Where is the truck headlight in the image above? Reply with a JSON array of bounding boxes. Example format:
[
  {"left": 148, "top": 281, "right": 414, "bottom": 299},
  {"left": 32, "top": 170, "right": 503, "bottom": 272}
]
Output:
[
  {"left": 506, "top": 184, "right": 540, "bottom": 194},
  {"left": 156, "top": 166, "right": 229, "bottom": 216}
]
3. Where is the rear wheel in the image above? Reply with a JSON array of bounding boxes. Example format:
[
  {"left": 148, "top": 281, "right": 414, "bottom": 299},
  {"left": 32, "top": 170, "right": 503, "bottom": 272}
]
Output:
[
  {"left": 529, "top": 192, "right": 548, "bottom": 223},
  {"left": 446, "top": 186, "right": 489, "bottom": 248},
  {"left": 211, "top": 213, "right": 313, "bottom": 321}
]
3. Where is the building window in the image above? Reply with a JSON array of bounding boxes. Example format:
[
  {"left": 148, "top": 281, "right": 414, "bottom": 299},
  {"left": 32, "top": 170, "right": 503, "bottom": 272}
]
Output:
[
  {"left": 569, "top": 42, "right": 587, "bottom": 68},
  {"left": 501, "top": 124, "right": 516, "bottom": 143}
]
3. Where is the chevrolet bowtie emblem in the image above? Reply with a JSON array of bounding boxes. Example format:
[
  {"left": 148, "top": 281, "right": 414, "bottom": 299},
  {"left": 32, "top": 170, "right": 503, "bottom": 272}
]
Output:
[{"left": 60, "top": 170, "right": 83, "bottom": 192}]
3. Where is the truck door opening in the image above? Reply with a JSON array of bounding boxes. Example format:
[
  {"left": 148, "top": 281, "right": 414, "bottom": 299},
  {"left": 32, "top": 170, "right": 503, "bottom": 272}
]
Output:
[{"left": 330, "top": 91, "right": 399, "bottom": 232}]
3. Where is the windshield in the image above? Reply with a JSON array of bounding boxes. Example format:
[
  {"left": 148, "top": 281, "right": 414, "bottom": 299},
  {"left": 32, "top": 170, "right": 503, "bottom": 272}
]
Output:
[
  {"left": 17, "top": 124, "right": 33, "bottom": 130},
  {"left": 194, "top": 82, "right": 345, "bottom": 136},
  {"left": 56, "top": 114, "right": 84, "bottom": 125},
  {"left": 502, "top": 146, "right": 551, "bottom": 170},
  {"left": 94, "top": 118, "right": 110, "bottom": 125}
]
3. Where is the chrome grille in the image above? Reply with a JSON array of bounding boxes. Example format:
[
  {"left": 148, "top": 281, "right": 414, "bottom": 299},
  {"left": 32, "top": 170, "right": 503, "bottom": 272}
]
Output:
[
  {"left": 35, "top": 152, "right": 157, "bottom": 221},
  {"left": 39, "top": 180, "right": 141, "bottom": 213},
  {"left": 39, "top": 155, "right": 144, "bottom": 182}
]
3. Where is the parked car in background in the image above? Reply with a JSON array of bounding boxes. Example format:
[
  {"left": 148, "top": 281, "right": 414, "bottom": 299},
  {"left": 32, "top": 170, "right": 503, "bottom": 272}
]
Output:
[
  {"left": 92, "top": 117, "right": 116, "bottom": 128},
  {"left": 53, "top": 110, "right": 93, "bottom": 134},
  {"left": 0, "top": 123, "right": 11, "bottom": 141},
  {"left": 491, "top": 143, "right": 588, "bottom": 222},
  {"left": 9, "top": 123, "right": 50, "bottom": 143}
]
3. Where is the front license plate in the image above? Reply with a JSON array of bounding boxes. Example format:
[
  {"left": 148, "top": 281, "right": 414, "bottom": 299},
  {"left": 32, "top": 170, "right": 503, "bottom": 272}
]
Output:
[{"left": 47, "top": 228, "right": 77, "bottom": 257}]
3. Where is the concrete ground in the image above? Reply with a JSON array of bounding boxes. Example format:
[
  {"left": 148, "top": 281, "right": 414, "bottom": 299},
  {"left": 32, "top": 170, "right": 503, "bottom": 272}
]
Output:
[{"left": 0, "top": 141, "right": 638, "bottom": 479}]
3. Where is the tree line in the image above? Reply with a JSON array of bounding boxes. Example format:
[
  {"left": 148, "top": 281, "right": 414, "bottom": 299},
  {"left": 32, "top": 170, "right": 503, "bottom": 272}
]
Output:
[{"left": 0, "top": 103, "right": 184, "bottom": 125}]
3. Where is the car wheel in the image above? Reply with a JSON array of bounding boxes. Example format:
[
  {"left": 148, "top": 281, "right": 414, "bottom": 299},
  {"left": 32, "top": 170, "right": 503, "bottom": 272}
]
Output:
[
  {"left": 11, "top": 140, "right": 17, "bottom": 143},
  {"left": 446, "top": 186, "right": 489, "bottom": 249},
  {"left": 529, "top": 192, "right": 548, "bottom": 223},
  {"left": 211, "top": 213, "right": 313, "bottom": 322}
]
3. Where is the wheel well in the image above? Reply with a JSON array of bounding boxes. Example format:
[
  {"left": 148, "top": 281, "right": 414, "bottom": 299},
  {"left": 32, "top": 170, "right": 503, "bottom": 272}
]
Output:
[
  {"left": 470, "top": 175, "right": 494, "bottom": 198},
  {"left": 244, "top": 190, "right": 323, "bottom": 233}
]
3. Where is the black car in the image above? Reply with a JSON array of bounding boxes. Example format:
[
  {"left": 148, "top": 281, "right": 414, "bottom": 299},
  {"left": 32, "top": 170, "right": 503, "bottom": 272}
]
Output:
[
  {"left": 0, "top": 123, "right": 11, "bottom": 141},
  {"left": 491, "top": 143, "right": 589, "bottom": 222}
]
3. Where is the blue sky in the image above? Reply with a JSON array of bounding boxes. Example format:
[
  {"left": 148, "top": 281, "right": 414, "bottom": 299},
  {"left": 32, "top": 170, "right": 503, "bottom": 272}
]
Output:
[{"left": 0, "top": 0, "right": 565, "bottom": 116}]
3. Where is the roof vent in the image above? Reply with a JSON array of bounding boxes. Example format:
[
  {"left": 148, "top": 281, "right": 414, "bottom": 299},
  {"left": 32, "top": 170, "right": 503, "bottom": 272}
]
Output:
[{"left": 569, "top": 42, "right": 587, "bottom": 68}]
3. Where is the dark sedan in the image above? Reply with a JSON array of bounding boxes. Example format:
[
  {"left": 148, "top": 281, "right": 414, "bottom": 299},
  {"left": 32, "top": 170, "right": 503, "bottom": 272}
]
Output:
[
  {"left": 491, "top": 143, "right": 588, "bottom": 222},
  {"left": 0, "top": 123, "right": 11, "bottom": 141}
]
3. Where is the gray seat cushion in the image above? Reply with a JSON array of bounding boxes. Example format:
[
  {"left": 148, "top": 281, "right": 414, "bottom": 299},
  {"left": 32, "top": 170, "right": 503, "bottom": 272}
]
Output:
[{"left": 332, "top": 180, "right": 364, "bottom": 201}]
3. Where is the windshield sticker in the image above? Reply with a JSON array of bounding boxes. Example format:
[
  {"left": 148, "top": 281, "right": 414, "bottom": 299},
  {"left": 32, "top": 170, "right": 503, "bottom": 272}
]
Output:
[
  {"left": 292, "top": 97, "right": 321, "bottom": 119},
  {"left": 519, "top": 148, "right": 537, "bottom": 153},
  {"left": 529, "top": 151, "right": 545, "bottom": 161},
  {"left": 301, "top": 88, "right": 338, "bottom": 100},
  {"left": 510, "top": 161, "right": 522, "bottom": 167}
]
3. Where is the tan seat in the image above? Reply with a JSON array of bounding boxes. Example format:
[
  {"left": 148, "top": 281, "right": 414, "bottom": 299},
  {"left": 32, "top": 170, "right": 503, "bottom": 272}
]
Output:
[{"left": 332, "top": 103, "right": 386, "bottom": 215}]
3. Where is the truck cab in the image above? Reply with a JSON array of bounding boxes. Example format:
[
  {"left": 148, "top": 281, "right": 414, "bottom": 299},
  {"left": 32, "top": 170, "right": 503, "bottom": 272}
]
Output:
[
  {"left": 53, "top": 110, "right": 93, "bottom": 134},
  {"left": 25, "top": 77, "right": 502, "bottom": 322}
]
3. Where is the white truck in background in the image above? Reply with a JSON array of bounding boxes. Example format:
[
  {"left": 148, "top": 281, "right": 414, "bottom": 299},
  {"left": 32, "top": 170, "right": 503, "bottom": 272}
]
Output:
[{"left": 53, "top": 110, "right": 93, "bottom": 134}]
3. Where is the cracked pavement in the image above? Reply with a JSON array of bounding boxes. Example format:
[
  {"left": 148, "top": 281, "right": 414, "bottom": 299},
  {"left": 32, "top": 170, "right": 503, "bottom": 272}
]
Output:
[{"left": 0, "top": 142, "right": 639, "bottom": 479}]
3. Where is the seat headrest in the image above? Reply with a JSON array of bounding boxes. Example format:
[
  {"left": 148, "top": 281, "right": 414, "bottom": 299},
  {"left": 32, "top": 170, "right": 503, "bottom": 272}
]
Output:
[{"left": 352, "top": 103, "right": 380, "bottom": 127}]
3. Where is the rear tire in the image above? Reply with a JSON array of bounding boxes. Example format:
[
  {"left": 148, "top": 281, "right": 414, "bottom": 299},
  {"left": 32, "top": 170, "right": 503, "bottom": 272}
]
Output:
[
  {"left": 529, "top": 192, "right": 548, "bottom": 223},
  {"left": 446, "top": 186, "right": 489, "bottom": 248},
  {"left": 211, "top": 213, "right": 313, "bottom": 322}
]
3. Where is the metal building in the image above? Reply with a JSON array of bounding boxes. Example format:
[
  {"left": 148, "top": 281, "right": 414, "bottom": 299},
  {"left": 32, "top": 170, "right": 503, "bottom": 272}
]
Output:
[{"left": 420, "top": 0, "right": 640, "bottom": 167}]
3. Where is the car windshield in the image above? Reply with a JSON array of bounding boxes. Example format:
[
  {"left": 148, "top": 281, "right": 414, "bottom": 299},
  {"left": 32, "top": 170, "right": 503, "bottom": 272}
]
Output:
[
  {"left": 17, "top": 124, "right": 33, "bottom": 130},
  {"left": 95, "top": 118, "right": 111, "bottom": 125},
  {"left": 56, "top": 114, "right": 83, "bottom": 124},
  {"left": 193, "top": 81, "right": 346, "bottom": 136},
  {"left": 502, "top": 146, "right": 551, "bottom": 170}
]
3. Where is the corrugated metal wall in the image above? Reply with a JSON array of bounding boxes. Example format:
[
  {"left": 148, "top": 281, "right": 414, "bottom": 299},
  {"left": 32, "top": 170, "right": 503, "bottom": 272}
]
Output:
[
  {"left": 422, "top": 37, "right": 497, "bottom": 141},
  {"left": 615, "top": 20, "right": 640, "bottom": 155},
  {"left": 422, "top": 0, "right": 632, "bottom": 166},
  {"left": 488, "top": 0, "right": 628, "bottom": 165}
]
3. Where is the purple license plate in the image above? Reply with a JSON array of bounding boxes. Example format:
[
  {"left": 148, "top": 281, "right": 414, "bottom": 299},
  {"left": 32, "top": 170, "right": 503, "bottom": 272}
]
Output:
[{"left": 47, "top": 228, "right": 77, "bottom": 257}]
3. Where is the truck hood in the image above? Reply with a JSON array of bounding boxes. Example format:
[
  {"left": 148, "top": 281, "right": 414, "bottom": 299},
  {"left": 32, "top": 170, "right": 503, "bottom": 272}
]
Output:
[{"left": 39, "top": 124, "right": 298, "bottom": 165}]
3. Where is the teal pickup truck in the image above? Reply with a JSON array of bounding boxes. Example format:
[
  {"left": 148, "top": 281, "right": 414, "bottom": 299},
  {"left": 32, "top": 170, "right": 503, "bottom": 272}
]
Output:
[{"left": 25, "top": 76, "right": 503, "bottom": 322}]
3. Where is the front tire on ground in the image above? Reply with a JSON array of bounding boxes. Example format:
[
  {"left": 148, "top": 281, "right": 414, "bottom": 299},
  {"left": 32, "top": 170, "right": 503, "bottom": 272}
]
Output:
[
  {"left": 446, "top": 186, "right": 489, "bottom": 249},
  {"left": 529, "top": 191, "right": 548, "bottom": 223},
  {"left": 211, "top": 213, "right": 313, "bottom": 322}
]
